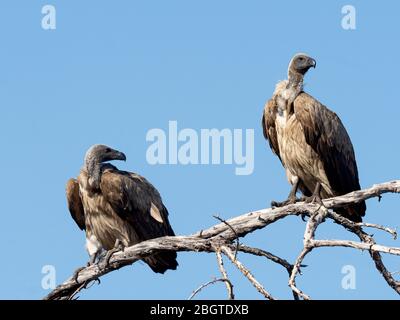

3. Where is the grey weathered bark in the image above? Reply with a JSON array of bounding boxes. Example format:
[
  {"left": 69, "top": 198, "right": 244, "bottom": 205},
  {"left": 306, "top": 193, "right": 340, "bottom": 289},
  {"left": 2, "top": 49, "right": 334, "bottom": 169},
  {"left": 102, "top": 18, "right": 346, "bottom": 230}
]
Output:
[{"left": 44, "top": 180, "right": 400, "bottom": 300}]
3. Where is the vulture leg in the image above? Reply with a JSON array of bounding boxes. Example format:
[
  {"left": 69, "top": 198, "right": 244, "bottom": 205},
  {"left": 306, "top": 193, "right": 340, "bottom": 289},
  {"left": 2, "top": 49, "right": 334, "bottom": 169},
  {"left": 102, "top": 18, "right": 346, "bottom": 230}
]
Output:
[
  {"left": 72, "top": 256, "right": 101, "bottom": 283},
  {"left": 302, "top": 183, "right": 323, "bottom": 205},
  {"left": 299, "top": 183, "right": 323, "bottom": 222},
  {"left": 271, "top": 178, "right": 300, "bottom": 208},
  {"left": 73, "top": 247, "right": 104, "bottom": 283},
  {"left": 89, "top": 251, "right": 101, "bottom": 265},
  {"left": 101, "top": 239, "right": 124, "bottom": 269}
]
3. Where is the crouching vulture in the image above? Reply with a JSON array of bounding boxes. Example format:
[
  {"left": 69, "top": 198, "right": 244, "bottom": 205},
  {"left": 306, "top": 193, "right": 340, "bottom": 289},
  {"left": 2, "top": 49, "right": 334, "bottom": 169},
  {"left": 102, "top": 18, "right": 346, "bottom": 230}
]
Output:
[{"left": 66, "top": 144, "right": 178, "bottom": 273}]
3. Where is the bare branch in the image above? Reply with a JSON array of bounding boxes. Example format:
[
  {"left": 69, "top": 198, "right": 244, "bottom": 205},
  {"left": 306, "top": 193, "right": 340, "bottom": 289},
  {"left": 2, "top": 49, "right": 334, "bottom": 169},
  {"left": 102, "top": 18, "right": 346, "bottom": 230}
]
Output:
[
  {"left": 68, "top": 281, "right": 87, "bottom": 301},
  {"left": 311, "top": 239, "right": 400, "bottom": 255},
  {"left": 237, "top": 245, "right": 301, "bottom": 300},
  {"left": 288, "top": 248, "right": 312, "bottom": 300},
  {"left": 44, "top": 180, "right": 400, "bottom": 300},
  {"left": 220, "top": 245, "right": 275, "bottom": 300},
  {"left": 328, "top": 211, "right": 400, "bottom": 294},
  {"left": 215, "top": 249, "right": 234, "bottom": 300},
  {"left": 213, "top": 215, "right": 240, "bottom": 259},
  {"left": 237, "top": 245, "right": 294, "bottom": 273},
  {"left": 195, "top": 180, "right": 400, "bottom": 240},
  {"left": 288, "top": 207, "right": 329, "bottom": 300},
  {"left": 355, "top": 222, "right": 397, "bottom": 239},
  {"left": 188, "top": 278, "right": 233, "bottom": 300}
]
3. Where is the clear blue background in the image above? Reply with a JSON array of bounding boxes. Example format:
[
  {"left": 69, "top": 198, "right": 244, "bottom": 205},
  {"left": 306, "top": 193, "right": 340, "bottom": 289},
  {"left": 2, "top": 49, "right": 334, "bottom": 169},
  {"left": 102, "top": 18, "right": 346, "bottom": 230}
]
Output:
[{"left": 0, "top": 0, "right": 399, "bottom": 300}]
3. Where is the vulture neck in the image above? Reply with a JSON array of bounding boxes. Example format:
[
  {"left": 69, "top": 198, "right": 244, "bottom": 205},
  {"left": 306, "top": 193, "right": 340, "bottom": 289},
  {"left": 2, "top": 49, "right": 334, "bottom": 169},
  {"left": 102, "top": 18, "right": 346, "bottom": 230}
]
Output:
[
  {"left": 85, "top": 159, "right": 103, "bottom": 190},
  {"left": 287, "top": 70, "right": 304, "bottom": 92},
  {"left": 284, "top": 70, "right": 304, "bottom": 114}
]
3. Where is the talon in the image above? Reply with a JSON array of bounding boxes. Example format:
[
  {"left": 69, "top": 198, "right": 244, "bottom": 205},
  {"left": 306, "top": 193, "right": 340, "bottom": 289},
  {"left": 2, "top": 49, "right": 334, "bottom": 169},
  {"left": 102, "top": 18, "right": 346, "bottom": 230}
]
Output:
[
  {"left": 271, "top": 200, "right": 280, "bottom": 208},
  {"left": 101, "top": 239, "right": 124, "bottom": 269},
  {"left": 303, "top": 183, "right": 324, "bottom": 206},
  {"left": 304, "top": 195, "right": 323, "bottom": 205},
  {"left": 72, "top": 266, "right": 86, "bottom": 284},
  {"left": 83, "top": 278, "right": 101, "bottom": 289},
  {"left": 272, "top": 179, "right": 302, "bottom": 208},
  {"left": 271, "top": 196, "right": 299, "bottom": 208}
]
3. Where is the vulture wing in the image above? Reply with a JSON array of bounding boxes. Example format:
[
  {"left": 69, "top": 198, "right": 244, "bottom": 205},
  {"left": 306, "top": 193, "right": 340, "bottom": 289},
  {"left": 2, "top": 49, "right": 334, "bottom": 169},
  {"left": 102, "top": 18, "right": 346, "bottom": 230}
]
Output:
[
  {"left": 66, "top": 178, "right": 86, "bottom": 230},
  {"left": 100, "top": 169, "right": 178, "bottom": 273},
  {"left": 294, "top": 92, "right": 366, "bottom": 221},
  {"left": 262, "top": 98, "right": 281, "bottom": 160}
]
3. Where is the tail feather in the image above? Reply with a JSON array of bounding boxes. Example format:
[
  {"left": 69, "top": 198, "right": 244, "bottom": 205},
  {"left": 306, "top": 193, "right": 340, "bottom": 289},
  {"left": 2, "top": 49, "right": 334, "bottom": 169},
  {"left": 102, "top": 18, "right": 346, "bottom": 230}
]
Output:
[
  {"left": 144, "top": 251, "right": 178, "bottom": 274},
  {"left": 335, "top": 200, "right": 366, "bottom": 223}
]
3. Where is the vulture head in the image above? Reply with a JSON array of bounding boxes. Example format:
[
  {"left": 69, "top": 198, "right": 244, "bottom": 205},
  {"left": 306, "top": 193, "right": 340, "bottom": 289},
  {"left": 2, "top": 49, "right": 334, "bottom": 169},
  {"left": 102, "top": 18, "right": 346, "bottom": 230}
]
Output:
[
  {"left": 84, "top": 144, "right": 126, "bottom": 189},
  {"left": 288, "top": 53, "right": 316, "bottom": 76}
]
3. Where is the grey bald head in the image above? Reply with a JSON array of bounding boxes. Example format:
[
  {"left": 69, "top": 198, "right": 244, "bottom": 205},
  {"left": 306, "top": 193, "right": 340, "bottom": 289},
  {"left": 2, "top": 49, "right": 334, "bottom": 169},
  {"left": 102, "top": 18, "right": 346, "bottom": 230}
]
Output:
[
  {"left": 288, "top": 53, "right": 316, "bottom": 76},
  {"left": 84, "top": 145, "right": 126, "bottom": 189},
  {"left": 85, "top": 144, "right": 126, "bottom": 167}
]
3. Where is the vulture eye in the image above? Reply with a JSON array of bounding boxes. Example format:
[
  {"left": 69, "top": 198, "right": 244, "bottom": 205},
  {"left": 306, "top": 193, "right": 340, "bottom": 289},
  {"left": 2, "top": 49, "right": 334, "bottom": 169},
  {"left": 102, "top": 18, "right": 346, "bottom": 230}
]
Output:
[{"left": 105, "top": 148, "right": 112, "bottom": 153}]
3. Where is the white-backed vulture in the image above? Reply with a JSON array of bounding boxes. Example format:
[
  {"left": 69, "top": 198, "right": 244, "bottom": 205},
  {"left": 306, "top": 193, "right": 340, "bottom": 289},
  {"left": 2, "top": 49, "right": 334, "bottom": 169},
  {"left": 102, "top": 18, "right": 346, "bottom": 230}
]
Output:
[
  {"left": 262, "top": 53, "right": 366, "bottom": 222},
  {"left": 66, "top": 144, "right": 178, "bottom": 273}
]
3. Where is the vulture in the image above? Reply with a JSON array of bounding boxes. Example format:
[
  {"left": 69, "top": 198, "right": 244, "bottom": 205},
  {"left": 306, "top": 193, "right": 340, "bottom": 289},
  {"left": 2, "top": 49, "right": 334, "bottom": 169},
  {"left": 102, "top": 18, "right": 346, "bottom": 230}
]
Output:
[
  {"left": 262, "top": 53, "right": 366, "bottom": 222},
  {"left": 66, "top": 144, "right": 178, "bottom": 273}
]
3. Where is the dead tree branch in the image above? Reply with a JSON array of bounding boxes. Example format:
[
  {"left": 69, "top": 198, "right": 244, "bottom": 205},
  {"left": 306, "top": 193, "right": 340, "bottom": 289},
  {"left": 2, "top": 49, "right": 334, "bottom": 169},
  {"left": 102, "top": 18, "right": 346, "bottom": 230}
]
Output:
[
  {"left": 288, "top": 207, "right": 329, "bottom": 300},
  {"left": 215, "top": 249, "right": 235, "bottom": 299},
  {"left": 328, "top": 211, "right": 400, "bottom": 294},
  {"left": 44, "top": 180, "right": 400, "bottom": 300},
  {"left": 188, "top": 278, "right": 233, "bottom": 300},
  {"left": 220, "top": 245, "right": 274, "bottom": 300}
]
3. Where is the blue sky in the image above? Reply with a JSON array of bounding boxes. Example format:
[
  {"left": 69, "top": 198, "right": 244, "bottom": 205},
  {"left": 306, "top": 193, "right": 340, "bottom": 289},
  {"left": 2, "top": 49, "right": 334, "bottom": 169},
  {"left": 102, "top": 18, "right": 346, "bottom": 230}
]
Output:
[{"left": 0, "top": 0, "right": 399, "bottom": 299}]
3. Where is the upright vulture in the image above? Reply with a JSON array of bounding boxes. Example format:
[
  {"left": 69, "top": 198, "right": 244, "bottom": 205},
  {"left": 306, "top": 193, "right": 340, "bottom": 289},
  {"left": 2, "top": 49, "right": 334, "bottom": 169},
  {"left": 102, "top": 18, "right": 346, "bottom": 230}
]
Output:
[
  {"left": 262, "top": 53, "right": 366, "bottom": 222},
  {"left": 66, "top": 144, "right": 178, "bottom": 273}
]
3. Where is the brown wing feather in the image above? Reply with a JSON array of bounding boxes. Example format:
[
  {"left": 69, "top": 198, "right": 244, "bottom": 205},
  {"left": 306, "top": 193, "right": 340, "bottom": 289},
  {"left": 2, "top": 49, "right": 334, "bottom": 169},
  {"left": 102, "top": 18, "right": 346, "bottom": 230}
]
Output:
[
  {"left": 294, "top": 92, "right": 366, "bottom": 221},
  {"left": 99, "top": 170, "right": 175, "bottom": 238},
  {"left": 66, "top": 178, "right": 86, "bottom": 230},
  {"left": 100, "top": 170, "right": 178, "bottom": 273},
  {"left": 262, "top": 98, "right": 281, "bottom": 160}
]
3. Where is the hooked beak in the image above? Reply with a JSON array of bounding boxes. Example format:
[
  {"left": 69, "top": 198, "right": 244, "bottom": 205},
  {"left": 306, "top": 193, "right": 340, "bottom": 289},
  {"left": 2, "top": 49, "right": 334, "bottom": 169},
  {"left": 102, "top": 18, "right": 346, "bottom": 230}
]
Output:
[
  {"left": 114, "top": 151, "right": 126, "bottom": 162},
  {"left": 310, "top": 58, "right": 317, "bottom": 68}
]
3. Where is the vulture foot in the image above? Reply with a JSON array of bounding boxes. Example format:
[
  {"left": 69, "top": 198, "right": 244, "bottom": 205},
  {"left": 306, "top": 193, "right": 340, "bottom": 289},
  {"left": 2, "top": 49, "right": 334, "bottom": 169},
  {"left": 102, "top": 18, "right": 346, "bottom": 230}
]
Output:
[
  {"left": 271, "top": 196, "right": 299, "bottom": 208},
  {"left": 272, "top": 179, "right": 301, "bottom": 208},
  {"left": 300, "top": 182, "right": 326, "bottom": 221},
  {"left": 299, "top": 195, "right": 323, "bottom": 221},
  {"left": 302, "top": 183, "right": 323, "bottom": 206},
  {"left": 72, "top": 266, "right": 86, "bottom": 284},
  {"left": 101, "top": 239, "right": 124, "bottom": 269},
  {"left": 299, "top": 195, "right": 324, "bottom": 222},
  {"left": 299, "top": 183, "right": 324, "bottom": 221},
  {"left": 73, "top": 254, "right": 103, "bottom": 283},
  {"left": 302, "top": 194, "right": 323, "bottom": 206}
]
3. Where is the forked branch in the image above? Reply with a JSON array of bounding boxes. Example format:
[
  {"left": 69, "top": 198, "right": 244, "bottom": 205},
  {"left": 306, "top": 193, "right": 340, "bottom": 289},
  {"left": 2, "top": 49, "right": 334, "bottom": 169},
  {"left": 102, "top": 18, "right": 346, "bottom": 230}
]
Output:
[{"left": 44, "top": 180, "right": 400, "bottom": 300}]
